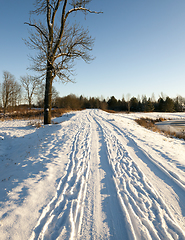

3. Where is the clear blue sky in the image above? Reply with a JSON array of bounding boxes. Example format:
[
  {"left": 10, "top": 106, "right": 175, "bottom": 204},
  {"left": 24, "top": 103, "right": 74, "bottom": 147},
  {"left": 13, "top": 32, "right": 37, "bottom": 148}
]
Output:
[{"left": 1, "top": 0, "right": 185, "bottom": 100}]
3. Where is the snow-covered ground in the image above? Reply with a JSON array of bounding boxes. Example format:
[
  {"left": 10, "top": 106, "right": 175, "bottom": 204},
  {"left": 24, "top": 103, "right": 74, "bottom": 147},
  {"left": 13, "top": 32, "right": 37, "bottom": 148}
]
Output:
[{"left": 0, "top": 109, "right": 185, "bottom": 240}]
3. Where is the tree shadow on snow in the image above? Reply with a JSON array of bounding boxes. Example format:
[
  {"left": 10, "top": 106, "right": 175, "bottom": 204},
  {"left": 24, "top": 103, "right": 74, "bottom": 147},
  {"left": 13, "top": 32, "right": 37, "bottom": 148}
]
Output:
[{"left": 0, "top": 114, "right": 75, "bottom": 211}]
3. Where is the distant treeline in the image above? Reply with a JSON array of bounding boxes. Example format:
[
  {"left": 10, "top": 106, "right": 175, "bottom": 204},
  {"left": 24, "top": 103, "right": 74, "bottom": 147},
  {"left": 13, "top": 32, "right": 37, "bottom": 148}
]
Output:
[
  {"left": 51, "top": 94, "right": 185, "bottom": 112},
  {"left": 1, "top": 71, "right": 185, "bottom": 113}
]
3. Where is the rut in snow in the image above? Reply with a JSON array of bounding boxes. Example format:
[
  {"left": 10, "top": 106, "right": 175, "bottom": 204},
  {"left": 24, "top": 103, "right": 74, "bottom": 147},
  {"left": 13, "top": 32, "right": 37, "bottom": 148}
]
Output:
[
  {"left": 30, "top": 118, "right": 92, "bottom": 240},
  {"left": 93, "top": 110, "right": 185, "bottom": 240}
]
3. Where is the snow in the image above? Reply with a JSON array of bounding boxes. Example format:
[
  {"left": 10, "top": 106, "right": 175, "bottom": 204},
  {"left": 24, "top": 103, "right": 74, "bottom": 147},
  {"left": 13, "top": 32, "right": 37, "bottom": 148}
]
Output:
[{"left": 0, "top": 109, "right": 185, "bottom": 239}]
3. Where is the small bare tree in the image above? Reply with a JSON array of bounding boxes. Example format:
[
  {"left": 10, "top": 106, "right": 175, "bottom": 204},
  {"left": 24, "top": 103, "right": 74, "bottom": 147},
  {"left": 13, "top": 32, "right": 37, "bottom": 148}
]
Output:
[
  {"left": 1, "top": 71, "right": 21, "bottom": 113},
  {"left": 10, "top": 81, "right": 22, "bottom": 108},
  {"left": 36, "top": 83, "right": 45, "bottom": 107},
  {"left": 25, "top": 0, "right": 101, "bottom": 124},
  {"left": 20, "top": 75, "right": 42, "bottom": 109}
]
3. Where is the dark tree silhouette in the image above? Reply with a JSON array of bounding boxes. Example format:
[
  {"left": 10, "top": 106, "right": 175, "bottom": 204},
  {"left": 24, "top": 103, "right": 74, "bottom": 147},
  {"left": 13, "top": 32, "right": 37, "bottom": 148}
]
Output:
[{"left": 25, "top": 0, "right": 101, "bottom": 124}]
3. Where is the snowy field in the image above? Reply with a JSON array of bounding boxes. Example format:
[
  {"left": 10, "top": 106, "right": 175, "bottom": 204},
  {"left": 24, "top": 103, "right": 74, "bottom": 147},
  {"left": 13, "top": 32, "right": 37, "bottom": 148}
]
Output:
[{"left": 1, "top": 109, "right": 185, "bottom": 240}]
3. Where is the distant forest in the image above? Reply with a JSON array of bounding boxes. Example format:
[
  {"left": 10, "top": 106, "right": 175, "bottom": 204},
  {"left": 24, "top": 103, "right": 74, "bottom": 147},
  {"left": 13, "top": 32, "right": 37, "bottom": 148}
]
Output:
[{"left": 47, "top": 94, "right": 185, "bottom": 112}]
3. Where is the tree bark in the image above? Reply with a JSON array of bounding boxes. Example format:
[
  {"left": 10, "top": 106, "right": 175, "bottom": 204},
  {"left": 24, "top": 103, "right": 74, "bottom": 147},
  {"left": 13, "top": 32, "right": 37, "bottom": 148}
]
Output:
[
  {"left": 44, "top": 62, "right": 53, "bottom": 124},
  {"left": 29, "top": 98, "right": 31, "bottom": 110}
]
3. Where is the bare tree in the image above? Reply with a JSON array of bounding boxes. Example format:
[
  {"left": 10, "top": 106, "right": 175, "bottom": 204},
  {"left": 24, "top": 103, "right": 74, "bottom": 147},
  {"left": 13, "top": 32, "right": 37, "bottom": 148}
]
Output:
[
  {"left": 37, "top": 83, "right": 45, "bottom": 107},
  {"left": 25, "top": 0, "right": 102, "bottom": 124},
  {"left": 20, "top": 75, "right": 42, "bottom": 109},
  {"left": 1, "top": 71, "right": 21, "bottom": 113},
  {"left": 10, "top": 81, "right": 22, "bottom": 108}
]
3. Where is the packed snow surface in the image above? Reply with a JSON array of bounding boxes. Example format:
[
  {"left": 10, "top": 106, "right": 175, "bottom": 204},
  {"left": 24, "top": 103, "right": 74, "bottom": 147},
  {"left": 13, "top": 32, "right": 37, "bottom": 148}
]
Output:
[{"left": 1, "top": 109, "right": 185, "bottom": 240}]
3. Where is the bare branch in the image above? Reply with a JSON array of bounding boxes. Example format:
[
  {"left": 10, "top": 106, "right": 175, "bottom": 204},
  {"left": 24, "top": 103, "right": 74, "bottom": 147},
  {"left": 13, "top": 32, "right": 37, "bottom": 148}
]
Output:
[
  {"left": 24, "top": 22, "right": 49, "bottom": 43},
  {"left": 66, "top": 7, "right": 102, "bottom": 19},
  {"left": 52, "top": 0, "right": 68, "bottom": 55},
  {"left": 51, "top": 0, "right": 61, "bottom": 25}
]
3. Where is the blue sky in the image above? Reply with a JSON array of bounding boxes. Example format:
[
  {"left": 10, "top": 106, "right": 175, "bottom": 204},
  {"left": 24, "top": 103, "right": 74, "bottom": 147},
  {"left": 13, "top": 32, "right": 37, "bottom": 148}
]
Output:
[{"left": 1, "top": 0, "right": 185, "bottom": 100}]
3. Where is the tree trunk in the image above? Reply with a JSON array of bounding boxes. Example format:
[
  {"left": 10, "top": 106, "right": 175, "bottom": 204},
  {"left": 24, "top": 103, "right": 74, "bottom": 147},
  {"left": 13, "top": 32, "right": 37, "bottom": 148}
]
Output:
[
  {"left": 29, "top": 98, "right": 32, "bottom": 110},
  {"left": 128, "top": 101, "right": 130, "bottom": 112},
  {"left": 3, "top": 98, "right": 8, "bottom": 114},
  {"left": 44, "top": 63, "right": 53, "bottom": 124}
]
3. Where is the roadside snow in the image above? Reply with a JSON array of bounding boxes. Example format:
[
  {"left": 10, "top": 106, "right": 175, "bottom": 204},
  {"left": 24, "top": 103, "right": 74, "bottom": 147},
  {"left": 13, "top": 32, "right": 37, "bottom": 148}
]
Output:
[{"left": 0, "top": 110, "right": 185, "bottom": 239}]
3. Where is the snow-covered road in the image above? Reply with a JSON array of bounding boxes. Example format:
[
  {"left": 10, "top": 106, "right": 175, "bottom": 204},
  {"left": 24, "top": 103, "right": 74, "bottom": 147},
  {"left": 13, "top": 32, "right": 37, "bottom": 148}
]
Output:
[{"left": 0, "top": 109, "right": 185, "bottom": 239}]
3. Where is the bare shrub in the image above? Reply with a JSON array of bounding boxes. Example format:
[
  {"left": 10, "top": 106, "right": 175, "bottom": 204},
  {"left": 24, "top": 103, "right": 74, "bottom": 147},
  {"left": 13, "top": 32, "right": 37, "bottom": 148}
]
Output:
[{"left": 135, "top": 118, "right": 160, "bottom": 131}]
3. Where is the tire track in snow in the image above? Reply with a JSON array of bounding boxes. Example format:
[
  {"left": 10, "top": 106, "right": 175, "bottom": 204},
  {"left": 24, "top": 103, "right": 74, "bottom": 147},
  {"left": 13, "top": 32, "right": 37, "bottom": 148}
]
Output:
[
  {"left": 99, "top": 112, "right": 185, "bottom": 222},
  {"left": 85, "top": 113, "right": 130, "bottom": 240},
  {"left": 96, "top": 111, "right": 185, "bottom": 193},
  {"left": 77, "top": 116, "right": 112, "bottom": 240},
  {"left": 93, "top": 110, "right": 185, "bottom": 240},
  {"left": 118, "top": 115, "right": 185, "bottom": 190},
  {"left": 30, "top": 117, "right": 91, "bottom": 240}
]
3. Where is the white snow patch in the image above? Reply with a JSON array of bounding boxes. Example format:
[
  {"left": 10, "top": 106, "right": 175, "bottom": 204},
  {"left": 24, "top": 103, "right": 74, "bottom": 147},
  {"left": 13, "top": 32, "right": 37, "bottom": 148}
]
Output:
[{"left": 0, "top": 110, "right": 185, "bottom": 239}]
